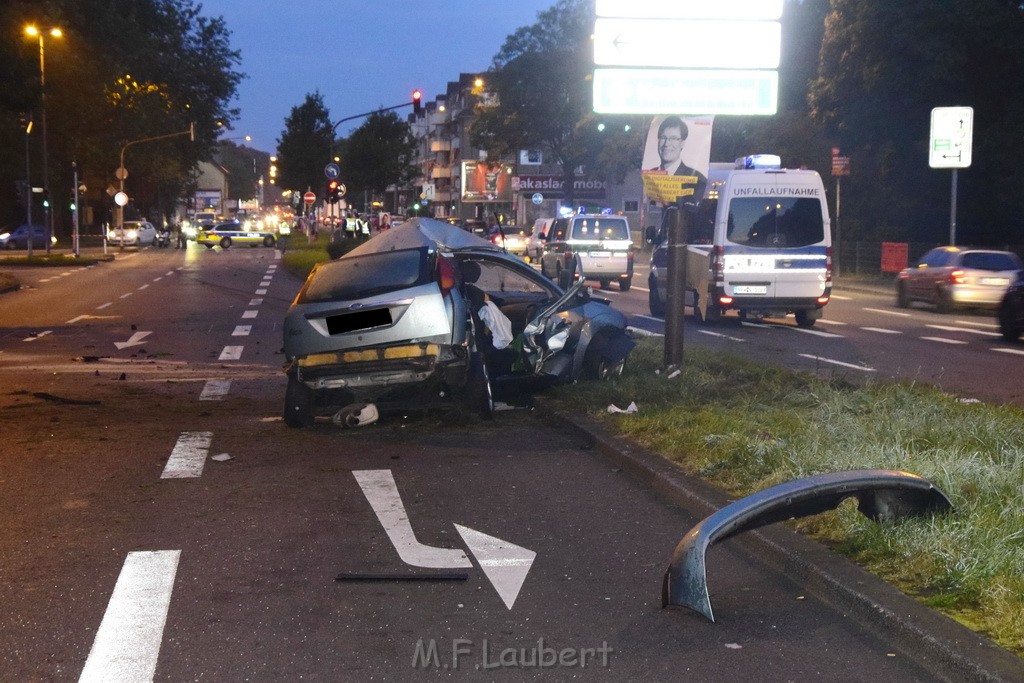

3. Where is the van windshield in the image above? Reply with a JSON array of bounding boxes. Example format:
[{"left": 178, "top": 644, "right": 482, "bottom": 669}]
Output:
[
  {"left": 570, "top": 217, "right": 629, "bottom": 241},
  {"left": 726, "top": 197, "right": 824, "bottom": 248}
]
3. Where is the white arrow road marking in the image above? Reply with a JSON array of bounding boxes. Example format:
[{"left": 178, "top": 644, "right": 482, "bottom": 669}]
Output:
[
  {"left": 199, "top": 380, "right": 231, "bottom": 401},
  {"left": 455, "top": 524, "right": 536, "bottom": 610},
  {"left": 78, "top": 550, "right": 179, "bottom": 683},
  {"left": 114, "top": 331, "right": 152, "bottom": 349},
  {"left": 161, "top": 432, "right": 213, "bottom": 479},
  {"left": 353, "top": 470, "right": 471, "bottom": 569}
]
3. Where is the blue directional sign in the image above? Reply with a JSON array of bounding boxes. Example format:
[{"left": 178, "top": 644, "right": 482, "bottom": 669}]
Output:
[{"left": 324, "top": 163, "right": 340, "bottom": 179}]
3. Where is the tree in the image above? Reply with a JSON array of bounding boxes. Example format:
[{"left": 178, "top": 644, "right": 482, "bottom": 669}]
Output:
[
  {"left": 276, "top": 92, "right": 333, "bottom": 196},
  {"left": 470, "top": 0, "right": 643, "bottom": 206},
  {"left": 335, "top": 110, "right": 417, "bottom": 210},
  {"left": 808, "top": 0, "right": 1024, "bottom": 244}
]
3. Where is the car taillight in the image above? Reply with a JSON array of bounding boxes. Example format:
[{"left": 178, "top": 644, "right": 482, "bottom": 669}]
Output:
[
  {"left": 712, "top": 246, "right": 725, "bottom": 284},
  {"left": 949, "top": 270, "right": 966, "bottom": 285},
  {"left": 825, "top": 246, "right": 833, "bottom": 283},
  {"left": 437, "top": 255, "right": 457, "bottom": 297}
]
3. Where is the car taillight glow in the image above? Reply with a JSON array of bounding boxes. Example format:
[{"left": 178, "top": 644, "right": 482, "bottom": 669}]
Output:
[
  {"left": 437, "top": 255, "right": 457, "bottom": 297},
  {"left": 817, "top": 296, "right": 830, "bottom": 305},
  {"left": 949, "top": 270, "right": 966, "bottom": 285},
  {"left": 719, "top": 296, "right": 733, "bottom": 306}
]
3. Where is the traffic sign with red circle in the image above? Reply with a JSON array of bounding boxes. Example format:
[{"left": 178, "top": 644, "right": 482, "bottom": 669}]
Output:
[{"left": 303, "top": 191, "right": 316, "bottom": 205}]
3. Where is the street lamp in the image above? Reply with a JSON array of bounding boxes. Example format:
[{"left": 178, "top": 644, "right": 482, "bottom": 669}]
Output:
[{"left": 24, "top": 25, "right": 62, "bottom": 254}]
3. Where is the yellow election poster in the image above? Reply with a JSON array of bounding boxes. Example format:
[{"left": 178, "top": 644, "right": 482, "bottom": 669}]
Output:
[{"left": 640, "top": 115, "right": 714, "bottom": 205}]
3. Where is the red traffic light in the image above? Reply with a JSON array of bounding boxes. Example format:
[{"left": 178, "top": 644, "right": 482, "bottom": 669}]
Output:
[{"left": 412, "top": 89, "right": 423, "bottom": 114}]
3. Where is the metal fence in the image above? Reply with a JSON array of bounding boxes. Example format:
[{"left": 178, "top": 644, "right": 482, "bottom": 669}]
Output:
[{"left": 835, "top": 241, "right": 1024, "bottom": 278}]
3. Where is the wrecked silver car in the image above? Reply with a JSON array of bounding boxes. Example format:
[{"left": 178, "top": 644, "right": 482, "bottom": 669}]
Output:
[{"left": 282, "top": 218, "right": 634, "bottom": 426}]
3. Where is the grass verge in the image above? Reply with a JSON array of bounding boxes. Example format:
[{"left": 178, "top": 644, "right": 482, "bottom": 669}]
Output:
[
  {"left": 279, "top": 233, "right": 366, "bottom": 280},
  {"left": 550, "top": 337, "right": 1024, "bottom": 655}
]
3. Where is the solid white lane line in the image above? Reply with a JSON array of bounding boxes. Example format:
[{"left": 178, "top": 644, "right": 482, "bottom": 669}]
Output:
[
  {"left": 97, "top": 302, "right": 112, "bottom": 310},
  {"left": 219, "top": 346, "right": 243, "bottom": 361},
  {"left": 863, "top": 307, "right": 911, "bottom": 317},
  {"left": 790, "top": 326, "right": 844, "bottom": 338},
  {"left": 955, "top": 319, "right": 999, "bottom": 329},
  {"left": 699, "top": 330, "right": 746, "bottom": 342},
  {"left": 353, "top": 470, "right": 472, "bottom": 569},
  {"left": 255, "top": 289, "right": 267, "bottom": 295},
  {"left": 921, "top": 337, "right": 968, "bottom": 345},
  {"left": 199, "top": 380, "right": 231, "bottom": 401},
  {"left": 248, "top": 298, "right": 263, "bottom": 306},
  {"left": 799, "top": 354, "right": 876, "bottom": 372},
  {"left": 862, "top": 327, "right": 902, "bottom": 335},
  {"left": 161, "top": 431, "right": 213, "bottom": 479},
  {"left": 23, "top": 330, "right": 53, "bottom": 342},
  {"left": 626, "top": 325, "right": 663, "bottom": 337},
  {"left": 926, "top": 324, "right": 1001, "bottom": 337},
  {"left": 78, "top": 550, "right": 180, "bottom": 683},
  {"left": 241, "top": 310, "right": 258, "bottom": 319},
  {"left": 232, "top": 325, "right": 251, "bottom": 336},
  {"left": 816, "top": 318, "right": 847, "bottom": 325}
]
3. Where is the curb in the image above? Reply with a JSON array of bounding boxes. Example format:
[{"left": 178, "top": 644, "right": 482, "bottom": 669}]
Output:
[{"left": 540, "top": 405, "right": 1024, "bottom": 683}]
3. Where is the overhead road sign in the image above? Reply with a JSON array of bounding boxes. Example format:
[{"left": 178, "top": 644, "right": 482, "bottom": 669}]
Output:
[
  {"left": 929, "top": 106, "right": 973, "bottom": 169},
  {"left": 596, "top": 0, "right": 782, "bottom": 20},
  {"left": 593, "top": 68, "right": 778, "bottom": 115},
  {"left": 594, "top": 19, "right": 780, "bottom": 70}
]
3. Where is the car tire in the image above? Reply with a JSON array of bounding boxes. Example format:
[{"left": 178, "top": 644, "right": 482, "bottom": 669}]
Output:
[
  {"left": 465, "top": 351, "right": 494, "bottom": 419},
  {"left": 999, "top": 304, "right": 1021, "bottom": 342},
  {"left": 794, "top": 310, "right": 816, "bottom": 328},
  {"left": 619, "top": 277, "right": 632, "bottom": 292},
  {"left": 263, "top": 235, "right": 275, "bottom": 247},
  {"left": 284, "top": 375, "right": 315, "bottom": 428},
  {"left": 220, "top": 237, "right": 232, "bottom": 249},
  {"left": 896, "top": 282, "right": 910, "bottom": 308},
  {"left": 583, "top": 342, "right": 626, "bottom": 381},
  {"left": 936, "top": 288, "right": 954, "bottom": 313},
  {"left": 648, "top": 279, "right": 665, "bottom": 317}
]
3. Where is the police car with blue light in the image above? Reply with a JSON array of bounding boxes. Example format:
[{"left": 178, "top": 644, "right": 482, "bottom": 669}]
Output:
[{"left": 196, "top": 220, "right": 277, "bottom": 249}]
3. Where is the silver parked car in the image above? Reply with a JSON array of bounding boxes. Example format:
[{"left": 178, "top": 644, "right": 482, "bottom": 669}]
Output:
[
  {"left": 107, "top": 220, "right": 158, "bottom": 247},
  {"left": 282, "top": 218, "right": 635, "bottom": 426},
  {"left": 897, "top": 246, "right": 1023, "bottom": 312}
]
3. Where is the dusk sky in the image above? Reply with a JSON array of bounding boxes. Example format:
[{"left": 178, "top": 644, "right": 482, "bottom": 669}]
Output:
[{"left": 196, "top": 1, "right": 560, "bottom": 152}]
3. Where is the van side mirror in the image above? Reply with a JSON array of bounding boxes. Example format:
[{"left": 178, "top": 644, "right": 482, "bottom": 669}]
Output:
[
  {"left": 645, "top": 225, "right": 663, "bottom": 246},
  {"left": 540, "top": 232, "right": 547, "bottom": 241}
]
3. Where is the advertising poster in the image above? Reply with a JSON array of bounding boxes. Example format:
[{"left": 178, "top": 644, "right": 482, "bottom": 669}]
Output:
[
  {"left": 640, "top": 115, "right": 714, "bottom": 205},
  {"left": 461, "top": 161, "right": 513, "bottom": 202}
]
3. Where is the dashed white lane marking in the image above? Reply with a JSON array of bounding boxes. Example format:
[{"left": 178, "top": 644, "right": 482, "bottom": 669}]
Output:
[
  {"left": 166, "top": 271, "right": 175, "bottom": 276},
  {"left": 241, "top": 310, "right": 258, "bottom": 319},
  {"left": 816, "top": 318, "right": 846, "bottom": 326},
  {"left": 955, "top": 319, "right": 998, "bottom": 329},
  {"left": 39, "top": 277, "right": 54, "bottom": 283},
  {"left": 119, "top": 293, "right": 132, "bottom": 299},
  {"left": 97, "top": 302, "right": 112, "bottom": 310},
  {"left": 798, "top": 354, "right": 876, "bottom": 372},
  {"left": 219, "top": 346, "right": 243, "bottom": 361},
  {"left": 699, "top": 329, "right": 747, "bottom": 342},
  {"left": 23, "top": 330, "right": 53, "bottom": 342},
  {"left": 248, "top": 298, "right": 263, "bottom": 306},
  {"left": 137, "top": 284, "right": 149, "bottom": 291},
  {"left": 790, "top": 326, "right": 844, "bottom": 338},
  {"left": 926, "top": 324, "right": 1001, "bottom": 337},
  {"left": 78, "top": 550, "right": 180, "bottom": 683},
  {"left": 921, "top": 337, "right": 968, "bottom": 345},
  {"left": 995, "top": 347, "right": 1024, "bottom": 357},
  {"left": 626, "top": 325, "right": 663, "bottom": 337},
  {"left": 862, "top": 327, "right": 902, "bottom": 335},
  {"left": 153, "top": 276, "right": 162, "bottom": 282},
  {"left": 161, "top": 431, "right": 213, "bottom": 479},
  {"left": 863, "top": 307, "right": 911, "bottom": 317},
  {"left": 255, "top": 289, "right": 267, "bottom": 295},
  {"left": 67, "top": 315, "right": 88, "bottom": 324},
  {"left": 199, "top": 380, "right": 231, "bottom": 401},
  {"left": 232, "top": 325, "right": 251, "bottom": 336},
  {"left": 830, "top": 294, "right": 852, "bottom": 300}
]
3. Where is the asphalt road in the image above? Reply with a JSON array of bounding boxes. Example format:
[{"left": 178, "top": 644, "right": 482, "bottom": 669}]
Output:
[{"left": 0, "top": 244, "right": 1019, "bottom": 680}]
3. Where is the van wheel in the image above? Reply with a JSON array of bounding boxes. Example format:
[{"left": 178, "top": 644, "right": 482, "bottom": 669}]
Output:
[
  {"left": 795, "top": 310, "right": 816, "bottom": 328},
  {"left": 648, "top": 280, "right": 665, "bottom": 317},
  {"left": 619, "top": 277, "right": 632, "bottom": 292},
  {"left": 599, "top": 279, "right": 611, "bottom": 290},
  {"left": 700, "top": 304, "right": 723, "bottom": 325},
  {"left": 284, "top": 375, "right": 315, "bottom": 428},
  {"left": 896, "top": 282, "right": 910, "bottom": 308}
]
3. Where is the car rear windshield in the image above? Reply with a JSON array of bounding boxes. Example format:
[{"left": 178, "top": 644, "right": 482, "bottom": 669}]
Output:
[
  {"left": 727, "top": 197, "right": 824, "bottom": 248},
  {"left": 297, "top": 248, "right": 432, "bottom": 303},
  {"left": 570, "top": 217, "right": 629, "bottom": 241},
  {"left": 961, "top": 252, "right": 1022, "bottom": 271}
]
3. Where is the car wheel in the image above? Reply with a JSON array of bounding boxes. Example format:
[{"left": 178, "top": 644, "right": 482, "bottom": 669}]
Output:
[
  {"left": 999, "top": 303, "right": 1021, "bottom": 342},
  {"left": 220, "top": 237, "right": 232, "bottom": 249},
  {"left": 648, "top": 279, "right": 665, "bottom": 317},
  {"left": 263, "top": 235, "right": 275, "bottom": 247},
  {"left": 936, "top": 288, "right": 954, "bottom": 313},
  {"left": 583, "top": 340, "right": 626, "bottom": 381},
  {"left": 794, "top": 310, "right": 816, "bottom": 328},
  {"left": 896, "top": 282, "right": 909, "bottom": 308},
  {"left": 284, "top": 375, "right": 315, "bottom": 428},
  {"left": 465, "top": 352, "right": 494, "bottom": 419},
  {"left": 619, "top": 277, "right": 632, "bottom": 292}
]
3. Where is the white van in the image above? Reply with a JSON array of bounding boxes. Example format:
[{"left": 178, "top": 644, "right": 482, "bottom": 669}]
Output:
[{"left": 648, "top": 155, "right": 833, "bottom": 327}]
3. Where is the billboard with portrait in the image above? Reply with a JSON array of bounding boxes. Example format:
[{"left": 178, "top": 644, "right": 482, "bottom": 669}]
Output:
[
  {"left": 461, "top": 161, "right": 514, "bottom": 202},
  {"left": 640, "top": 115, "right": 714, "bottom": 205}
]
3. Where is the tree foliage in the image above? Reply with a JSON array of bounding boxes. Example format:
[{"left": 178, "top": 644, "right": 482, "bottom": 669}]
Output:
[
  {"left": 336, "top": 110, "right": 418, "bottom": 208},
  {"left": 276, "top": 92, "right": 334, "bottom": 197}
]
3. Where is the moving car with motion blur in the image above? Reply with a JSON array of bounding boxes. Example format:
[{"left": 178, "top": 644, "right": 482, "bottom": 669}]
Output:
[
  {"left": 196, "top": 220, "right": 277, "bottom": 248},
  {"left": 897, "top": 246, "right": 1022, "bottom": 313},
  {"left": 107, "top": 220, "right": 157, "bottom": 247},
  {"left": 282, "top": 218, "right": 634, "bottom": 426},
  {"left": 0, "top": 224, "right": 55, "bottom": 250},
  {"left": 997, "top": 269, "right": 1024, "bottom": 341}
]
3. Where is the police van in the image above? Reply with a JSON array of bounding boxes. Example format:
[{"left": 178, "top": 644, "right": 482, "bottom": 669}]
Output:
[{"left": 647, "top": 155, "right": 832, "bottom": 327}]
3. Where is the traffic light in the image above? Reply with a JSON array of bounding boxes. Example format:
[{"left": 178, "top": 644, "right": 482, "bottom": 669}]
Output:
[
  {"left": 412, "top": 89, "right": 422, "bottom": 115},
  {"left": 327, "top": 179, "right": 340, "bottom": 204}
]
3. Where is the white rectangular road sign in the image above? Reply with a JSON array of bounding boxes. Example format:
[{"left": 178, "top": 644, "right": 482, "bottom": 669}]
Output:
[
  {"left": 593, "top": 68, "right": 778, "bottom": 115},
  {"left": 929, "top": 106, "right": 973, "bottom": 169},
  {"left": 593, "top": 18, "right": 780, "bottom": 70},
  {"left": 596, "top": 0, "right": 782, "bottom": 20}
]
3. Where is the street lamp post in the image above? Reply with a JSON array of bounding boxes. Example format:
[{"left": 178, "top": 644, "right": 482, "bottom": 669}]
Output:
[{"left": 25, "top": 25, "right": 62, "bottom": 255}]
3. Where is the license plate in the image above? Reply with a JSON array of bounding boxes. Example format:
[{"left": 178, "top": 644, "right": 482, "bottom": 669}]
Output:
[
  {"left": 980, "top": 277, "right": 1009, "bottom": 286},
  {"left": 733, "top": 285, "right": 768, "bottom": 295},
  {"left": 588, "top": 251, "right": 610, "bottom": 258}
]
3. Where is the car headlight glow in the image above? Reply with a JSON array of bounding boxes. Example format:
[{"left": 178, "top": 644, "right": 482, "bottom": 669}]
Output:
[{"left": 127, "top": 230, "right": 138, "bottom": 239}]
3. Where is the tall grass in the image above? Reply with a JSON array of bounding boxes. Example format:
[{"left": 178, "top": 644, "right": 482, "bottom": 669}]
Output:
[{"left": 552, "top": 338, "right": 1024, "bottom": 654}]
